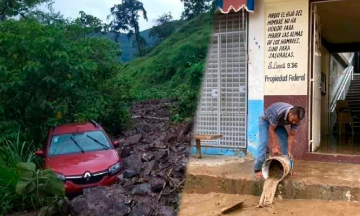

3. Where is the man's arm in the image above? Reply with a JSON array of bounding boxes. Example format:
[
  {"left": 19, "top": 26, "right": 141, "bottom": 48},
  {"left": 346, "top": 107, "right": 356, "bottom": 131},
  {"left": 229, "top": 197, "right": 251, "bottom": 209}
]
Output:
[
  {"left": 269, "top": 125, "right": 280, "bottom": 155},
  {"left": 288, "top": 129, "right": 296, "bottom": 159}
]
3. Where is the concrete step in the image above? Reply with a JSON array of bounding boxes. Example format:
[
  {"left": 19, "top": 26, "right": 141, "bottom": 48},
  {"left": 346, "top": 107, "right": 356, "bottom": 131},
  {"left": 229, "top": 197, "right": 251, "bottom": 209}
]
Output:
[{"left": 184, "top": 157, "right": 360, "bottom": 202}]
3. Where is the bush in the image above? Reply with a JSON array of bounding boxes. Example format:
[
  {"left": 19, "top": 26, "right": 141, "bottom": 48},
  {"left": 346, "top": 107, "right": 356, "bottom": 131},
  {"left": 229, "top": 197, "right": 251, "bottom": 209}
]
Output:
[
  {"left": 0, "top": 19, "right": 131, "bottom": 145},
  {"left": 172, "top": 84, "right": 200, "bottom": 123},
  {"left": 0, "top": 161, "right": 67, "bottom": 215},
  {"left": 0, "top": 130, "right": 37, "bottom": 168},
  {"left": 0, "top": 164, "right": 20, "bottom": 214}
]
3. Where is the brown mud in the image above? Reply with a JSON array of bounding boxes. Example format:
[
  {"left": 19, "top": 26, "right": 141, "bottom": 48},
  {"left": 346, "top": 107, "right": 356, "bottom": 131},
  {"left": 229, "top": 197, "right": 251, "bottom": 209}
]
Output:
[
  {"left": 178, "top": 193, "right": 360, "bottom": 216},
  {"left": 258, "top": 160, "right": 284, "bottom": 207}
]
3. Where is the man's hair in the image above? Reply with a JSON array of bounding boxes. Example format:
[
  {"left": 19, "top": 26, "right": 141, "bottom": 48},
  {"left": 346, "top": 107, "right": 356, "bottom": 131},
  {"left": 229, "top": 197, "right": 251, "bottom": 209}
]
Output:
[{"left": 290, "top": 106, "right": 305, "bottom": 120}]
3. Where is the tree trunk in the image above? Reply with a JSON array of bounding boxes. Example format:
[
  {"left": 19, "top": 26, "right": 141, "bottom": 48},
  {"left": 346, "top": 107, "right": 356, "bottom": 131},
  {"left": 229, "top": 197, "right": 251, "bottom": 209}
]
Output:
[
  {"left": 132, "top": 13, "right": 142, "bottom": 57},
  {"left": 135, "top": 26, "right": 142, "bottom": 56}
]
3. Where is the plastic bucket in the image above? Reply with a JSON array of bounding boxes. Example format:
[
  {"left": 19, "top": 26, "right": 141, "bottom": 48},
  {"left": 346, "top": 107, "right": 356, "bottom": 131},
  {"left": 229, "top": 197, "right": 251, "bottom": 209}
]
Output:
[{"left": 261, "top": 155, "right": 293, "bottom": 181}]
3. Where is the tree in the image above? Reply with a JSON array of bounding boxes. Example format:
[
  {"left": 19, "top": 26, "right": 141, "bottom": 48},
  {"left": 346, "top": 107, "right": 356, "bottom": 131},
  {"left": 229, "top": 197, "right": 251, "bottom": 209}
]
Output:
[
  {"left": 0, "top": 19, "right": 130, "bottom": 144},
  {"left": 180, "top": 0, "right": 214, "bottom": 20},
  {"left": 0, "top": 0, "right": 49, "bottom": 21},
  {"left": 149, "top": 12, "right": 176, "bottom": 43},
  {"left": 109, "top": 0, "right": 148, "bottom": 56},
  {"left": 76, "top": 11, "right": 109, "bottom": 35},
  {"left": 23, "top": 1, "right": 65, "bottom": 25}
]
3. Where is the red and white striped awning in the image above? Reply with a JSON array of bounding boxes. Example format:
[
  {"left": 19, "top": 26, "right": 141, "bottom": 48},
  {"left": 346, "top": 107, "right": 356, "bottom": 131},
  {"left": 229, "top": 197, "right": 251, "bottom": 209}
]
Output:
[{"left": 216, "top": 0, "right": 255, "bottom": 14}]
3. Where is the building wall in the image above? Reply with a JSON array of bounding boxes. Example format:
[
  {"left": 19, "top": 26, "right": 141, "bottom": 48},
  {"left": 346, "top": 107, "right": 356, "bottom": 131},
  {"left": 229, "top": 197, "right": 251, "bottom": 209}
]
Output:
[
  {"left": 192, "top": 0, "right": 311, "bottom": 158},
  {"left": 247, "top": 0, "right": 265, "bottom": 157},
  {"left": 263, "top": 0, "right": 310, "bottom": 159}
]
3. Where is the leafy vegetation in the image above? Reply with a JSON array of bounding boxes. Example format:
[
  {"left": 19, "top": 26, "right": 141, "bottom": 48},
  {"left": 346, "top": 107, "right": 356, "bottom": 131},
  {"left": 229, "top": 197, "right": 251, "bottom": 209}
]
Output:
[
  {"left": 0, "top": 8, "right": 131, "bottom": 212},
  {"left": 0, "top": 130, "right": 37, "bottom": 168},
  {"left": 0, "top": 18, "right": 131, "bottom": 145},
  {"left": 0, "top": 0, "right": 49, "bottom": 21},
  {"left": 109, "top": 0, "right": 148, "bottom": 57},
  {"left": 149, "top": 12, "right": 184, "bottom": 45},
  {"left": 118, "top": 13, "right": 212, "bottom": 121},
  {"left": 180, "top": 0, "right": 216, "bottom": 20},
  {"left": 0, "top": 161, "right": 67, "bottom": 215},
  {"left": 0, "top": 0, "right": 214, "bottom": 214},
  {"left": 0, "top": 130, "right": 66, "bottom": 215}
]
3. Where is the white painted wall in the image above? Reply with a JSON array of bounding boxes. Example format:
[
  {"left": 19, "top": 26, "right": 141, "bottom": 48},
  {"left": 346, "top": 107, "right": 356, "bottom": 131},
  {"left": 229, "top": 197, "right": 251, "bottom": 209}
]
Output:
[{"left": 248, "top": 0, "right": 265, "bottom": 101}]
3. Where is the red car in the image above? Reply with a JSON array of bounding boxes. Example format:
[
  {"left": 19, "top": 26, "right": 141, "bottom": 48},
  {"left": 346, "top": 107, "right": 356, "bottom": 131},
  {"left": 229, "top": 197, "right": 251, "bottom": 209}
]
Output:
[{"left": 35, "top": 121, "right": 124, "bottom": 194}]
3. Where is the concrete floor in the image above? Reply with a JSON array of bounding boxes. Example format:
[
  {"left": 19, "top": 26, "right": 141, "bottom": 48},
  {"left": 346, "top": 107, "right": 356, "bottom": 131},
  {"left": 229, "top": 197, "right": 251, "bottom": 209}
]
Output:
[
  {"left": 317, "top": 134, "right": 360, "bottom": 155},
  {"left": 183, "top": 156, "right": 360, "bottom": 201}
]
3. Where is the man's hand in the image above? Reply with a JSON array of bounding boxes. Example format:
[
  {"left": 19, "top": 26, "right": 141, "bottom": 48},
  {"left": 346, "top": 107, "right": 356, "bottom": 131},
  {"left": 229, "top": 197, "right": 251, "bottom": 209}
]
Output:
[
  {"left": 272, "top": 145, "right": 280, "bottom": 156},
  {"left": 288, "top": 152, "right": 294, "bottom": 160}
]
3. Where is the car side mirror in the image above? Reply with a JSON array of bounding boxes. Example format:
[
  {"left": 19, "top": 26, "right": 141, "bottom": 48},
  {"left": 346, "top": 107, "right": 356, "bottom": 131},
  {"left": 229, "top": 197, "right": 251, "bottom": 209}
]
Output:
[
  {"left": 35, "top": 150, "right": 45, "bottom": 157},
  {"left": 112, "top": 140, "right": 120, "bottom": 148}
]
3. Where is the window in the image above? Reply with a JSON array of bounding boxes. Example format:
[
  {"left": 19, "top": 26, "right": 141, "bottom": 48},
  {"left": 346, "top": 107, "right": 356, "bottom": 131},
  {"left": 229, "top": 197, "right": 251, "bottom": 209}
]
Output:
[{"left": 49, "top": 131, "right": 112, "bottom": 156}]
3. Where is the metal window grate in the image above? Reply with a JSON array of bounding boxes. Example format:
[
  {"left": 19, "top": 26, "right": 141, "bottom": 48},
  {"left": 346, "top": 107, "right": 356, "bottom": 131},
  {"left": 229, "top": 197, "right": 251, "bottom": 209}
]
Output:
[{"left": 194, "top": 10, "right": 248, "bottom": 149}]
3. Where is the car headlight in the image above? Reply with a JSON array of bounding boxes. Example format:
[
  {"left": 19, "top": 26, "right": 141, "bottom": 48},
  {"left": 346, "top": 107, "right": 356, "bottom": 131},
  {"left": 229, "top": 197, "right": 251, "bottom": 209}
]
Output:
[
  {"left": 55, "top": 173, "right": 66, "bottom": 181},
  {"left": 108, "top": 162, "right": 122, "bottom": 175}
]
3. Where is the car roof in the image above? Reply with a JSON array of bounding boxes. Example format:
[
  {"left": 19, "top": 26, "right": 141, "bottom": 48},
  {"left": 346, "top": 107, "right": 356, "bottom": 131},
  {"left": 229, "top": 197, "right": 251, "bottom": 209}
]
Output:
[{"left": 51, "top": 122, "right": 102, "bottom": 135}]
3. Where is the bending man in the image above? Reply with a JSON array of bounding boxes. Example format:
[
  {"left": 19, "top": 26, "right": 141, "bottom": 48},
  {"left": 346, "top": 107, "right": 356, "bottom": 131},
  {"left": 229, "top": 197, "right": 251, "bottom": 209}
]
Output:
[{"left": 254, "top": 102, "right": 305, "bottom": 179}]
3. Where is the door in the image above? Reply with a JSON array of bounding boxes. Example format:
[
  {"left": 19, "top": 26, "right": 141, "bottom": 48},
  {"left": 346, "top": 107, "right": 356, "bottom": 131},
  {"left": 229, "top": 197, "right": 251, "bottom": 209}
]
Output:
[
  {"left": 311, "top": 5, "right": 322, "bottom": 151},
  {"left": 218, "top": 31, "right": 247, "bottom": 148},
  {"left": 194, "top": 11, "right": 248, "bottom": 149}
]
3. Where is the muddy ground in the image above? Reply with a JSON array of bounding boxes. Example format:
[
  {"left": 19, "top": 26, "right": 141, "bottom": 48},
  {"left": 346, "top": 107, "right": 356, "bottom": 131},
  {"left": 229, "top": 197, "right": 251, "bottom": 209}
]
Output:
[
  {"left": 70, "top": 99, "right": 193, "bottom": 216},
  {"left": 178, "top": 193, "right": 360, "bottom": 216}
]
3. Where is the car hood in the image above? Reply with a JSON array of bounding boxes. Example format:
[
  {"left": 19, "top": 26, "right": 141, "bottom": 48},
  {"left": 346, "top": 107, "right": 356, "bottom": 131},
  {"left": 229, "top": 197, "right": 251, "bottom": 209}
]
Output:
[{"left": 46, "top": 150, "right": 120, "bottom": 176}]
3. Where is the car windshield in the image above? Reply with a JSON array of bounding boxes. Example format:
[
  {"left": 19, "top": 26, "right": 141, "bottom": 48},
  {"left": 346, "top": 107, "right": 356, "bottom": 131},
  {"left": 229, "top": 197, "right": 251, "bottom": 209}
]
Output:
[{"left": 49, "top": 131, "right": 112, "bottom": 156}]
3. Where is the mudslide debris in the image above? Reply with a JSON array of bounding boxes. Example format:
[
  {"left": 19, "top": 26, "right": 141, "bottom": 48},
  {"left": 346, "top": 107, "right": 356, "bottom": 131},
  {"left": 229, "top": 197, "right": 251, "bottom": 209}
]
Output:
[{"left": 70, "top": 99, "right": 192, "bottom": 216}]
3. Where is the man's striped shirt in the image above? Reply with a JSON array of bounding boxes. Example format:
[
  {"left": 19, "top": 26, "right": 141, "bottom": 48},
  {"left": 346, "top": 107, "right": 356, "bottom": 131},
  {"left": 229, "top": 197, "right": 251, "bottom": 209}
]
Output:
[{"left": 261, "top": 102, "right": 299, "bottom": 130}]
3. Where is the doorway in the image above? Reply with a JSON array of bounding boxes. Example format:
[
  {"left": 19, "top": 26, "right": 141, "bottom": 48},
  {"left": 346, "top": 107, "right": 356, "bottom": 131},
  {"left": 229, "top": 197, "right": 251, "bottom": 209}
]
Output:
[{"left": 309, "top": 0, "right": 360, "bottom": 156}]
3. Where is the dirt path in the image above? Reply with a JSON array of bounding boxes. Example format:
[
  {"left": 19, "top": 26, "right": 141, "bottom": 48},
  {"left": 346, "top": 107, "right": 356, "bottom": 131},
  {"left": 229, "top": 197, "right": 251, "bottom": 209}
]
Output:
[{"left": 178, "top": 193, "right": 360, "bottom": 216}]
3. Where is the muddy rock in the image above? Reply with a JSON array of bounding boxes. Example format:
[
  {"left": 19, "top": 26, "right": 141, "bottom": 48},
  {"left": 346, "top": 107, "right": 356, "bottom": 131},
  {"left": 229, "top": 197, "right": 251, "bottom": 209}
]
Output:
[
  {"left": 157, "top": 206, "right": 175, "bottom": 216},
  {"left": 131, "top": 183, "right": 152, "bottom": 196},
  {"left": 141, "top": 124, "right": 152, "bottom": 133},
  {"left": 120, "top": 146, "right": 132, "bottom": 158},
  {"left": 71, "top": 187, "right": 132, "bottom": 216},
  {"left": 125, "top": 134, "right": 143, "bottom": 145},
  {"left": 123, "top": 169, "right": 137, "bottom": 179},
  {"left": 151, "top": 178, "right": 166, "bottom": 193},
  {"left": 141, "top": 152, "right": 155, "bottom": 162},
  {"left": 143, "top": 160, "right": 159, "bottom": 176},
  {"left": 130, "top": 202, "right": 154, "bottom": 216},
  {"left": 123, "top": 154, "right": 143, "bottom": 173}
]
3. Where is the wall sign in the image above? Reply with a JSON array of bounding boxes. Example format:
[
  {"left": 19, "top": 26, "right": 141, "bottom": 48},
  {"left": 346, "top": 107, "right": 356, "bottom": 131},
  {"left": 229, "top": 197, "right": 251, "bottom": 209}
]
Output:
[{"left": 264, "top": 0, "right": 309, "bottom": 95}]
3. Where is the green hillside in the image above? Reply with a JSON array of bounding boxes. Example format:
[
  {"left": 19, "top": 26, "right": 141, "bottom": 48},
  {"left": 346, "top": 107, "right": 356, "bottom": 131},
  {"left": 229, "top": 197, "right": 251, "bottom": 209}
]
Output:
[
  {"left": 95, "top": 29, "right": 156, "bottom": 63},
  {"left": 118, "top": 13, "right": 213, "bottom": 105}
]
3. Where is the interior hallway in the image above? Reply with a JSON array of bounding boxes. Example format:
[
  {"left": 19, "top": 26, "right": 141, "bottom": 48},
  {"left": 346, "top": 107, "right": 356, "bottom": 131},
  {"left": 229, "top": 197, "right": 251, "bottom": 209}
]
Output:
[{"left": 317, "top": 134, "right": 360, "bottom": 155}]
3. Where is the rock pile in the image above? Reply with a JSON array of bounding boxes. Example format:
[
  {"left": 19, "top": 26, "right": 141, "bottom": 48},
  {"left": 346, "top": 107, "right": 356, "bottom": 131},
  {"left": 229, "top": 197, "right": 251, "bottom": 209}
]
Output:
[{"left": 71, "top": 99, "right": 193, "bottom": 216}]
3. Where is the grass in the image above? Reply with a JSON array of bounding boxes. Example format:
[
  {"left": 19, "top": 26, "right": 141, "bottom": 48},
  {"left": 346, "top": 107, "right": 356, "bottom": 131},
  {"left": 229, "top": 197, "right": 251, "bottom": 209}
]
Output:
[
  {"left": 117, "top": 13, "right": 213, "bottom": 95},
  {"left": 0, "top": 130, "right": 37, "bottom": 168}
]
